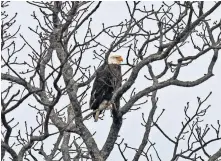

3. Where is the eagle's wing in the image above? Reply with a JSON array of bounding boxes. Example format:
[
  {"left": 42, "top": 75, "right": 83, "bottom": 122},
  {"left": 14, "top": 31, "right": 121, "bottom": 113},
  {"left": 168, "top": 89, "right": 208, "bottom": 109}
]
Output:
[
  {"left": 89, "top": 67, "right": 113, "bottom": 110},
  {"left": 109, "top": 64, "right": 122, "bottom": 90},
  {"left": 108, "top": 64, "right": 122, "bottom": 109}
]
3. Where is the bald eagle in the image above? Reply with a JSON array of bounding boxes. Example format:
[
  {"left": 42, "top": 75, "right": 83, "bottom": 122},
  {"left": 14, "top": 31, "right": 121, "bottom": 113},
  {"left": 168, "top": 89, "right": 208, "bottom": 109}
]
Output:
[{"left": 89, "top": 54, "right": 123, "bottom": 122}]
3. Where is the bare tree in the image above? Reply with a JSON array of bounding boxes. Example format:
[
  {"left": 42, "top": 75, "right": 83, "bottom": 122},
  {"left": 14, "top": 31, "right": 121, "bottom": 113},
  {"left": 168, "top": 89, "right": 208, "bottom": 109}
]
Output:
[{"left": 1, "top": 1, "right": 221, "bottom": 161}]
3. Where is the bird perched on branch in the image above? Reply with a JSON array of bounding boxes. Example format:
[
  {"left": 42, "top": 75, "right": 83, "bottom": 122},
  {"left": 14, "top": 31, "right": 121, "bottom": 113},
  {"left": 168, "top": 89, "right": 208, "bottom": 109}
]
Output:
[{"left": 89, "top": 54, "right": 123, "bottom": 122}]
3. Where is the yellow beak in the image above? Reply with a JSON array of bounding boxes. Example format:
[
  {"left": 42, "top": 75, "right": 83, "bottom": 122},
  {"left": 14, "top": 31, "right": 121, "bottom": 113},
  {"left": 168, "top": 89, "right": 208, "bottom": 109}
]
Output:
[{"left": 118, "top": 56, "right": 123, "bottom": 62}]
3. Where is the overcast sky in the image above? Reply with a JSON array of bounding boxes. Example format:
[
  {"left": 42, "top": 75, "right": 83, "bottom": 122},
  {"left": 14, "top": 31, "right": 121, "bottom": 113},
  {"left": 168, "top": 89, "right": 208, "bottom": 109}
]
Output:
[{"left": 2, "top": 1, "right": 221, "bottom": 161}]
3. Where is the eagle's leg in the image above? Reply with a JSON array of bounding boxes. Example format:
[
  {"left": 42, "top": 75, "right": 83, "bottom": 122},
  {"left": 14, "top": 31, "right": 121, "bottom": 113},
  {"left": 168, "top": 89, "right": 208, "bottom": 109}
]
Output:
[
  {"left": 109, "top": 101, "right": 117, "bottom": 111},
  {"left": 106, "top": 102, "right": 113, "bottom": 110},
  {"left": 94, "top": 100, "right": 109, "bottom": 122},
  {"left": 105, "top": 101, "right": 117, "bottom": 117}
]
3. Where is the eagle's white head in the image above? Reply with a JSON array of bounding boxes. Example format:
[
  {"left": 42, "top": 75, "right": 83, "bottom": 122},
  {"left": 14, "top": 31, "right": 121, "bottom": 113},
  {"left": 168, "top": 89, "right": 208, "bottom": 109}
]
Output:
[{"left": 108, "top": 54, "right": 123, "bottom": 64}]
